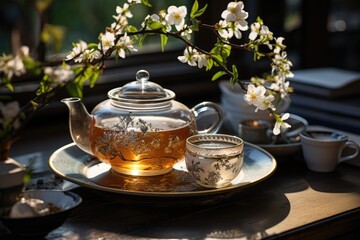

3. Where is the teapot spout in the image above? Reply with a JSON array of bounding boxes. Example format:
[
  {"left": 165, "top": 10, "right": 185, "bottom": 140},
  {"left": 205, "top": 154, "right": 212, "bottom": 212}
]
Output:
[{"left": 62, "top": 97, "right": 92, "bottom": 155}]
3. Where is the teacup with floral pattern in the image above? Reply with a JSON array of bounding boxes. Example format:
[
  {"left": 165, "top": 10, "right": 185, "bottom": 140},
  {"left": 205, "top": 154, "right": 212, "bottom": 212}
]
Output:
[{"left": 185, "top": 134, "right": 244, "bottom": 188}]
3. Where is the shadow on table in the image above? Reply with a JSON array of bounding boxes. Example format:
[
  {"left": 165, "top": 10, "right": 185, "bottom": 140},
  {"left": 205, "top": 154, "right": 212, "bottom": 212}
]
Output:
[
  {"left": 127, "top": 191, "right": 290, "bottom": 239},
  {"left": 45, "top": 186, "right": 290, "bottom": 240},
  {"left": 304, "top": 164, "right": 360, "bottom": 194}
]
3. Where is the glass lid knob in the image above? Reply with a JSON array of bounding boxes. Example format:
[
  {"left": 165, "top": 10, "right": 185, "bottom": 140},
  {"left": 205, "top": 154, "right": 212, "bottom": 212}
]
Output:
[{"left": 136, "top": 69, "right": 150, "bottom": 82}]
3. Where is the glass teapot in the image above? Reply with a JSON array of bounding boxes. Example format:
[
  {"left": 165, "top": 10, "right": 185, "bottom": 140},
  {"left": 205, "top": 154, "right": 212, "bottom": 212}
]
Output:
[{"left": 62, "top": 70, "right": 223, "bottom": 176}]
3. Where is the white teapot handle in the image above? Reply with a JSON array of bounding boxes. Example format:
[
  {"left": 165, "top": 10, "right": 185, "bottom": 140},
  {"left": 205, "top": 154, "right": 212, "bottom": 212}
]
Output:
[{"left": 191, "top": 102, "right": 223, "bottom": 134}]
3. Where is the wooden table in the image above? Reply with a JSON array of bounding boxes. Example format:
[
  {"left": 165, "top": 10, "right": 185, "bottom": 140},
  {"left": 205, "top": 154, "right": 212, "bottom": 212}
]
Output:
[{"left": 1, "top": 122, "right": 360, "bottom": 239}]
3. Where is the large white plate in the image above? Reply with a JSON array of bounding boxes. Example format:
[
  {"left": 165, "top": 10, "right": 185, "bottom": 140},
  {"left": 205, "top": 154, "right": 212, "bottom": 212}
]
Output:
[{"left": 49, "top": 142, "right": 276, "bottom": 197}]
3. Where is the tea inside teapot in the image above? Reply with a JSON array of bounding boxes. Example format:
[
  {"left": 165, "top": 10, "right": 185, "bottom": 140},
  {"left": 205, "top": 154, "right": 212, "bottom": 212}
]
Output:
[
  {"left": 90, "top": 115, "right": 196, "bottom": 176},
  {"left": 63, "top": 70, "right": 223, "bottom": 176}
]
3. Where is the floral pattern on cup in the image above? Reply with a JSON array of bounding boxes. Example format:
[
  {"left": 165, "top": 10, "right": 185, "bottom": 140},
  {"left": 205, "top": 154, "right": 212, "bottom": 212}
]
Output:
[{"left": 185, "top": 134, "right": 244, "bottom": 188}]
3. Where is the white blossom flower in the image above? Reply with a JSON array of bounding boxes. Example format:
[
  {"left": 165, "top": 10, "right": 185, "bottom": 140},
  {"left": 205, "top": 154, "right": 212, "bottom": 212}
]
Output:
[
  {"left": 270, "top": 78, "right": 290, "bottom": 98},
  {"left": 249, "top": 22, "right": 273, "bottom": 44},
  {"left": 1, "top": 56, "right": 25, "bottom": 79},
  {"left": 65, "top": 40, "right": 88, "bottom": 63},
  {"left": 116, "top": 3, "right": 133, "bottom": 18},
  {"left": 159, "top": 9, "right": 167, "bottom": 19},
  {"left": 216, "top": 20, "right": 231, "bottom": 39},
  {"left": 219, "top": 2, "right": 248, "bottom": 40},
  {"left": 273, "top": 113, "right": 291, "bottom": 135},
  {"left": 141, "top": 14, "right": 152, "bottom": 28},
  {"left": 142, "top": 13, "right": 171, "bottom": 32},
  {"left": 274, "top": 37, "right": 285, "bottom": 54},
  {"left": 178, "top": 47, "right": 197, "bottom": 66},
  {"left": 0, "top": 0, "right": 295, "bottom": 139},
  {"left": 221, "top": 1, "right": 248, "bottom": 23},
  {"left": 233, "top": 21, "right": 248, "bottom": 39},
  {"left": 260, "top": 25, "right": 272, "bottom": 38},
  {"left": 18, "top": 46, "right": 29, "bottom": 59},
  {"left": 249, "top": 22, "right": 260, "bottom": 40},
  {"left": 181, "top": 25, "right": 193, "bottom": 40},
  {"left": 99, "top": 31, "right": 115, "bottom": 54},
  {"left": 177, "top": 47, "right": 207, "bottom": 68},
  {"left": 244, "top": 84, "right": 265, "bottom": 105},
  {"left": 44, "top": 64, "right": 74, "bottom": 86},
  {"left": 0, "top": 101, "right": 21, "bottom": 130},
  {"left": 111, "top": 22, "right": 122, "bottom": 35},
  {"left": 256, "top": 94, "right": 275, "bottom": 111},
  {"left": 165, "top": 5, "right": 187, "bottom": 31},
  {"left": 196, "top": 53, "right": 208, "bottom": 69},
  {"left": 0, "top": 46, "right": 29, "bottom": 80},
  {"left": 128, "top": 0, "right": 141, "bottom": 4},
  {"left": 84, "top": 49, "right": 102, "bottom": 62},
  {"left": 149, "top": 14, "right": 160, "bottom": 22},
  {"left": 272, "top": 51, "right": 294, "bottom": 78},
  {"left": 111, "top": 15, "right": 128, "bottom": 35},
  {"left": 115, "top": 33, "right": 137, "bottom": 59},
  {"left": 243, "top": 84, "right": 274, "bottom": 111}
]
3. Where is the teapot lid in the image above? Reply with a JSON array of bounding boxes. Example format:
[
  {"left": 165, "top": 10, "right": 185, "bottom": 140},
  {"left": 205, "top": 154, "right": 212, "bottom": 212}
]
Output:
[{"left": 108, "top": 70, "right": 175, "bottom": 103}]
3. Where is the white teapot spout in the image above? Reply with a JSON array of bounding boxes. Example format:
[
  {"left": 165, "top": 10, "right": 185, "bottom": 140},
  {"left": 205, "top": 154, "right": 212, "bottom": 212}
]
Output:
[{"left": 62, "top": 97, "right": 92, "bottom": 155}]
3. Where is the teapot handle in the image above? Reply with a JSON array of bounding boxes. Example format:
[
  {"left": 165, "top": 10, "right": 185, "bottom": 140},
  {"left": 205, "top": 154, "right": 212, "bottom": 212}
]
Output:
[{"left": 191, "top": 102, "right": 223, "bottom": 134}]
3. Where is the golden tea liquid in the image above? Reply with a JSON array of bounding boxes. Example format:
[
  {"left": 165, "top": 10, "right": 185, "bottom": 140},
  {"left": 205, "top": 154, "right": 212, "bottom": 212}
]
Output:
[{"left": 89, "top": 116, "right": 195, "bottom": 176}]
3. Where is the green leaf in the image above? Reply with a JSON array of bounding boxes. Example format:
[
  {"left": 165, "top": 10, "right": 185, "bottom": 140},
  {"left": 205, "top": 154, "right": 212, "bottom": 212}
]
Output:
[
  {"left": 66, "top": 82, "right": 83, "bottom": 98},
  {"left": 230, "top": 65, "right": 239, "bottom": 84},
  {"left": 73, "top": 66, "right": 85, "bottom": 79},
  {"left": 252, "top": 45, "right": 259, "bottom": 61},
  {"left": 139, "top": 34, "right": 147, "bottom": 48},
  {"left": 211, "top": 43, "right": 231, "bottom": 63},
  {"left": 190, "top": 0, "right": 199, "bottom": 19},
  {"left": 141, "top": 0, "right": 152, "bottom": 7},
  {"left": 6, "top": 83, "right": 14, "bottom": 92},
  {"left": 30, "top": 101, "right": 39, "bottom": 110},
  {"left": 223, "top": 44, "right": 232, "bottom": 57},
  {"left": 160, "top": 34, "right": 168, "bottom": 52},
  {"left": 148, "top": 21, "right": 163, "bottom": 30},
  {"left": 193, "top": 3, "right": 208, "bottom": 18},
  {"left": 114, "top": 51, "right": 119, "bottom": 63},
  {"left": 23, "top": 57, "right": 41, "bottom": 75},
  {"left": 212, "top": 71, "right": 226, "bottom": 81},
  {"left": 211, "top": 54, "right": 223, "bottom": 67},
  {"left": 87, "top": 43, "right": 98, "bottom": 49},
  {"left": 206, "top": 58, "right": 213, "bottom": 71},
  {"left": 127, "top": 25, "right": 138, "bottom": 33},
  {"left": 190, "top": 0, "right": 207, "bottom": 18},
  {"left": 89, "top": 68, "right": 102, "bottom": 87},
  {"left": 257, "top": 52, "right": 265, "bottom": 60},
  {"left": 256, "top": 16, "right": 263, "bottom": 24}
]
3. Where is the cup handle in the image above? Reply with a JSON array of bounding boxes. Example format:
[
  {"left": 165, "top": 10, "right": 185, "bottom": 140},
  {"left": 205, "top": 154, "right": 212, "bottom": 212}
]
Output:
[
  {"left": 340, "top": 140, "right": 360, "bottom": 162},
  {"left": 191, "top": 101, "right": 223, "bottom": 134}
]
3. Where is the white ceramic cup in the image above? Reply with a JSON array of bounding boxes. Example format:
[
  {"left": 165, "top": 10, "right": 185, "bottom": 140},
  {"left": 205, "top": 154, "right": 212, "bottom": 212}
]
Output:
[
  {"left": 300, "top": 131, "right": 359, "bottom": 172},
  {"left": 185, "top": 134, "right": 244, "bottom": 188}
]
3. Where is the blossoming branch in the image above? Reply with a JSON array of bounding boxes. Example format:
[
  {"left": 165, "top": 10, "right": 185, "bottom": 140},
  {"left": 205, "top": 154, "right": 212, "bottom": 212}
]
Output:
[{"left": 0, "top": 0, "right": 294, "bottom": 143}]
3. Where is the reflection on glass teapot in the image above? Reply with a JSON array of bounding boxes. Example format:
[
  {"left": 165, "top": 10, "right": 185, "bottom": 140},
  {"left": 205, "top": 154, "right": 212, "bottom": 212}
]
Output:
[{"left": 62, "top": 70, "right": 223, "bottom": 176}]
